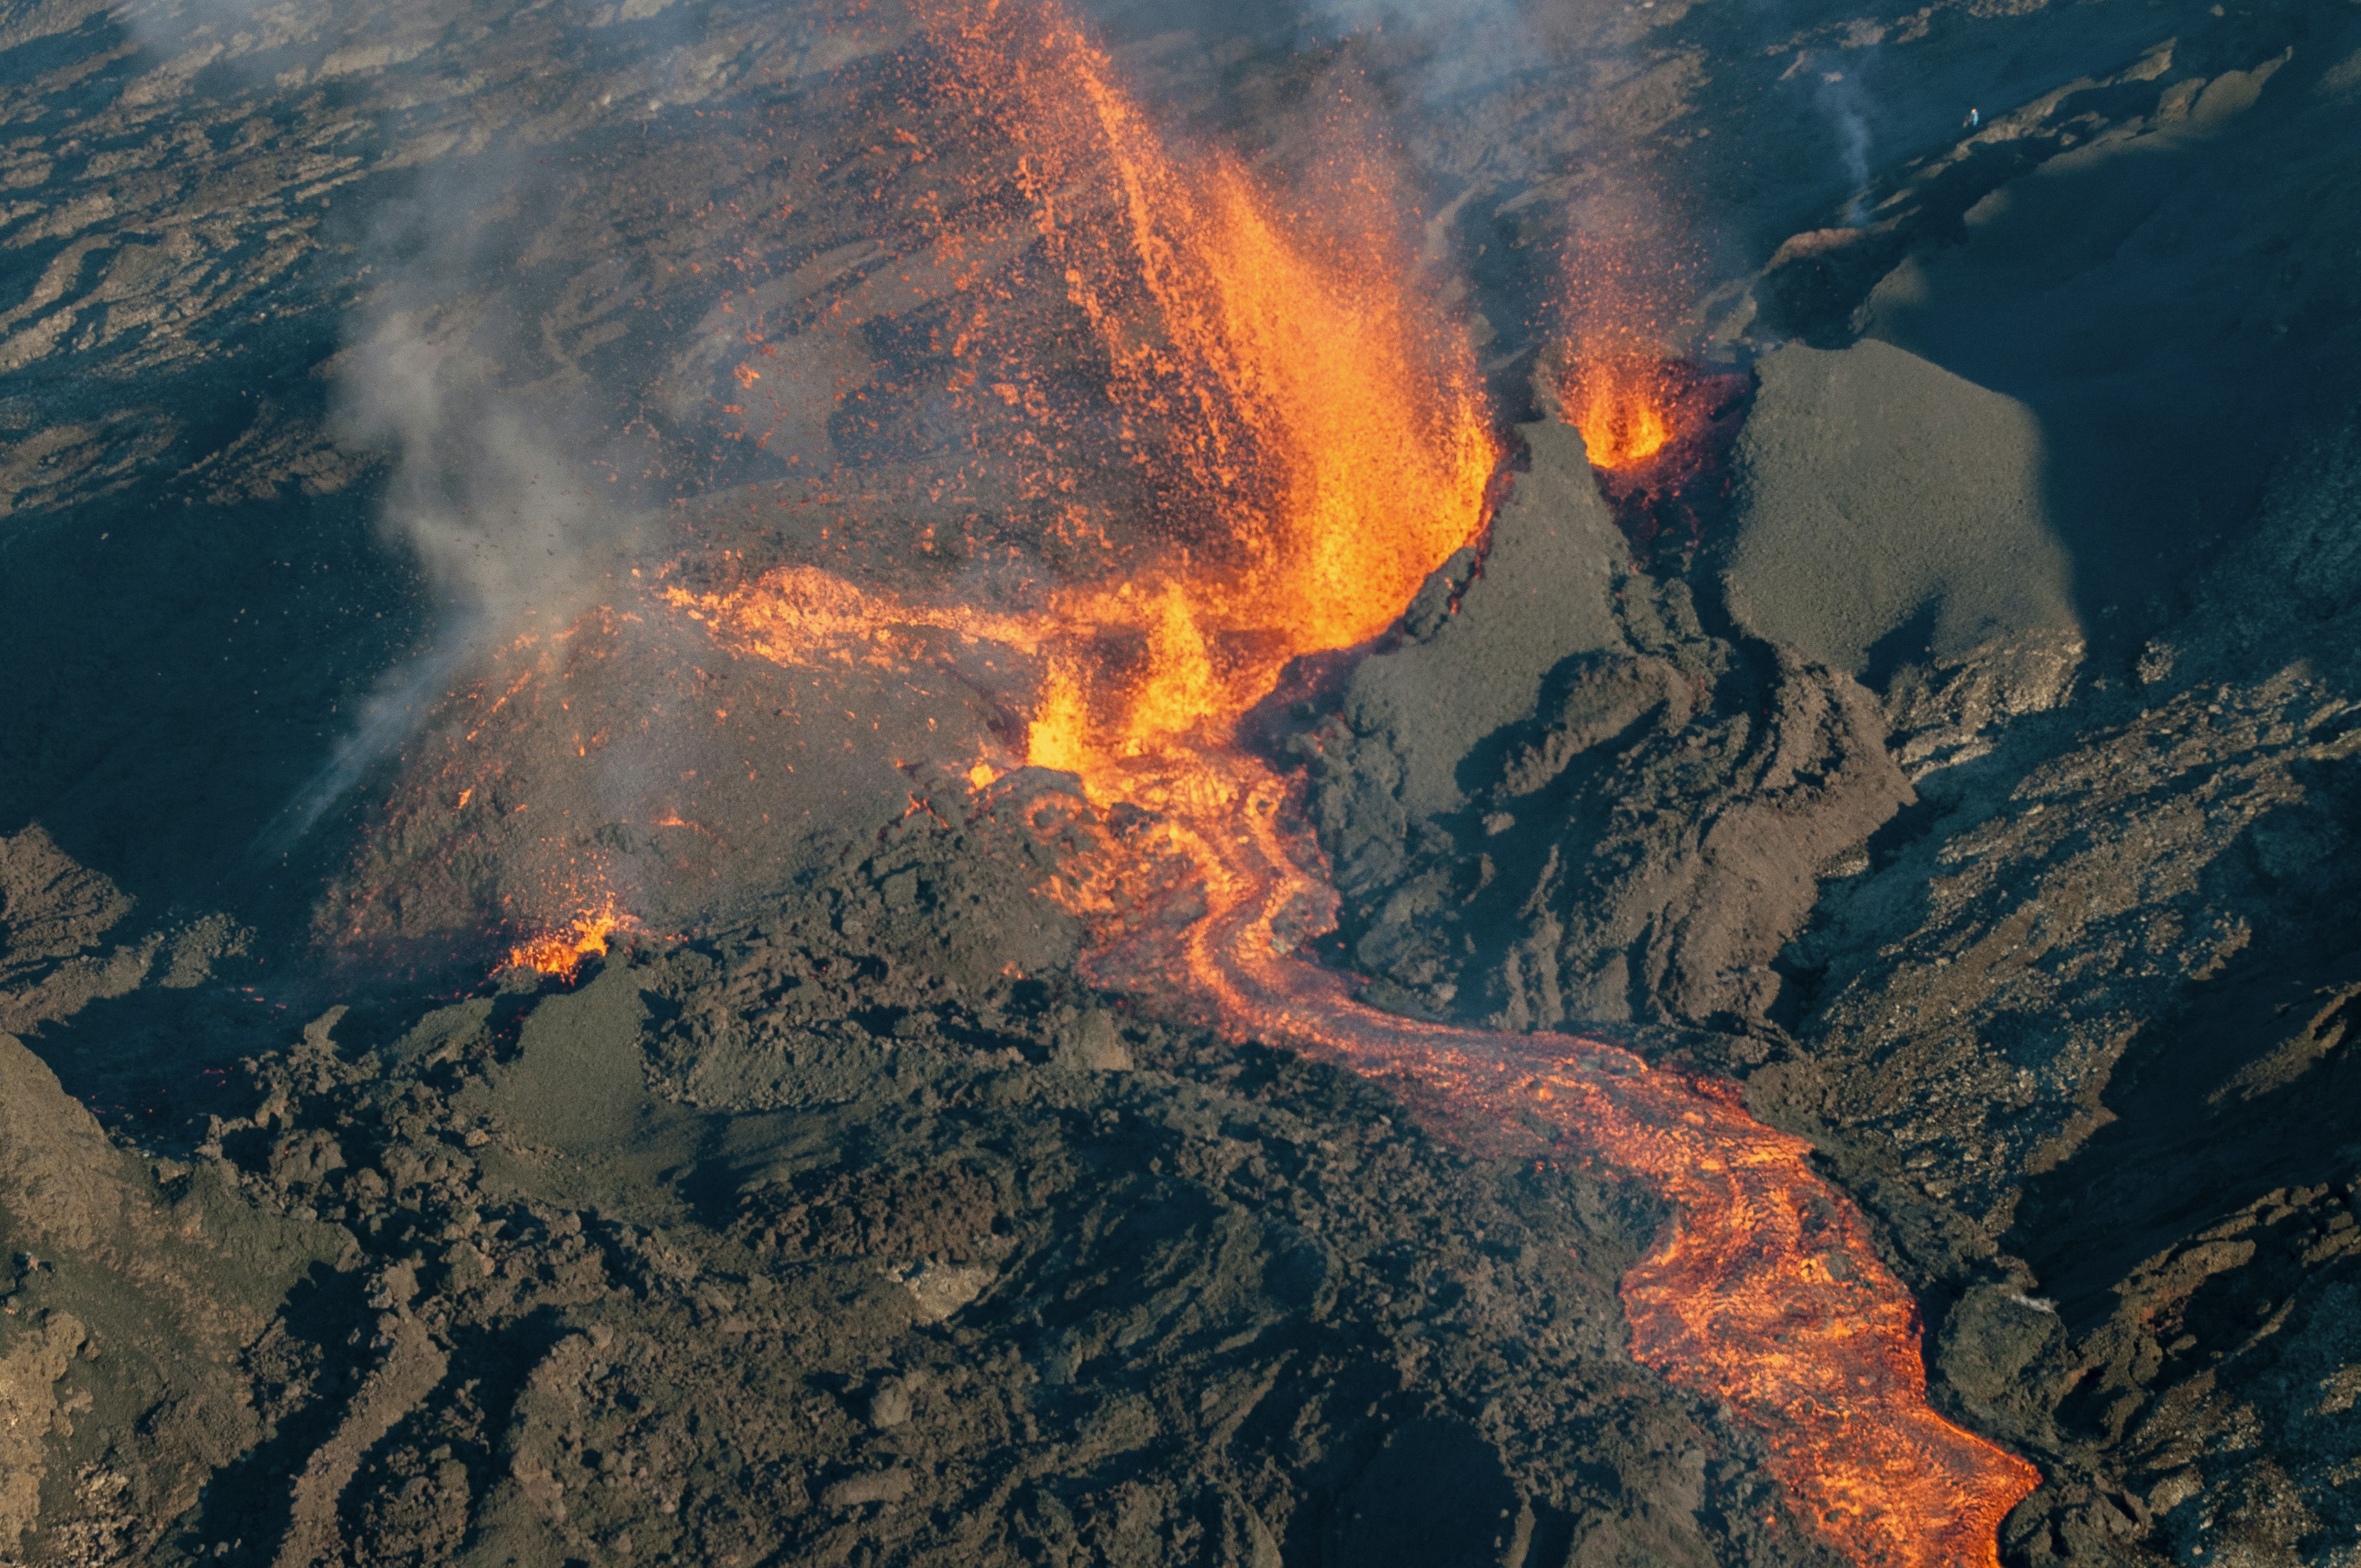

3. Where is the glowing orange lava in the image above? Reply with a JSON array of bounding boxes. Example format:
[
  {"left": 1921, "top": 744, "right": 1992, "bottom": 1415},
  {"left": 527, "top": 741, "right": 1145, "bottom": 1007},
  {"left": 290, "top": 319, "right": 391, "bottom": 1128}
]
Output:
[
  {"left": 663, "top": 566, "right": 1044, "bottom": 670},
  {"left": 1548, "top": 221, "right": 1706, "bottom": 478},
  {"left": 504, "top": 902, "right": 626, "bottom": 983},
  {"left": 679, "top": 5, "right": 2039, "bottom": 1560},
  {"left": 922, "top": 0, "right": 1496, "bottom": 779},
  {"left": 1565, "top": 350, "right": 1676, "bottom": 469},
  {"left": 1058, "top": 746, "right": 2039, "bottom": 1566}
]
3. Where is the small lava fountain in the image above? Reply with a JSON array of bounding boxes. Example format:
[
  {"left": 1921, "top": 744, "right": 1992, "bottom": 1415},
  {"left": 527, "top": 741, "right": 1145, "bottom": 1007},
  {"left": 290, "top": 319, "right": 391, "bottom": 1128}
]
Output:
[
  {"left": 1565, "top": 348, "right": 1677, "bottom": 470},
  {"left": 484, "top": 852, "right": 639, "bottom": 988},
  {"left": 504, "top": 900, "right": 628, "bottom": 983},
  {"left": 679, "top": 3, "right": 2041, "bottom": 1560},
  {"left": 1544, "top": 223, "right": 1752, "bottom": 557}
]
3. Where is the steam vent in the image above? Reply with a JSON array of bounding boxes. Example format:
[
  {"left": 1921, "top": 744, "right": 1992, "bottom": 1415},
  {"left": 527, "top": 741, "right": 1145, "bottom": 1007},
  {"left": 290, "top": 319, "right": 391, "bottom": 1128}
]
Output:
[{"left": 5, "top": 0, "right": 2361, "bottom": 1564}]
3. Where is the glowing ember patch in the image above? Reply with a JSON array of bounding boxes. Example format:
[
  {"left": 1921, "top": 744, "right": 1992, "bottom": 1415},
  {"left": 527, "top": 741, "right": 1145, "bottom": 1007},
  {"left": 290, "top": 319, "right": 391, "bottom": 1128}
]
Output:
[
  {"left": 965, "top": 761, "right": 1000, "bottom": 790},
  {"left": 1026, "top": 659, "right": 1092, "bottom": 775},
  {"left": 505, "top": 906, "right": 625, "bottom": 983}
]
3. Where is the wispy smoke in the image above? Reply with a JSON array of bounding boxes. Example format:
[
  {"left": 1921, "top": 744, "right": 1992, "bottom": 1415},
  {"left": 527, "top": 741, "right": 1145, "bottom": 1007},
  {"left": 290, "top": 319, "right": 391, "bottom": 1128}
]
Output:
[
  {"left": 1292, "top": 0, "right": 1535, "bottom": 104},
  {"left": 205, "top": 0, "right": 844, "bottom": 855},
  {"left": 259, "top": 151, "right": 646, "bottom": 847},
  {"left": 113, "top": 0, "right": 312, "bottom": 90},
  {"left": 342, "top": 324, "right": 620, "bottom": 639},
  {"left": 1814, "top": 64, "right": 1878, "bottom": 226},
  {"left": 264, "top": 339, "right": 614, "bottom": 844}
]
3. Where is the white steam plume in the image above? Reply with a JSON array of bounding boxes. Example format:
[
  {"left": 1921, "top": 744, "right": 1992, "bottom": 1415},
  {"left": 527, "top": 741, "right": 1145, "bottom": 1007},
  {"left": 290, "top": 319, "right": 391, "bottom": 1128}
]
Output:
[
  {"left": 1814, "top": 63, "right": 1878, "bottom": 225},
  {"left": 1297, "top": 0, "right": 1535, "bottom": 104},
  {"left": 258, "top": 151, "right": 644, "bottom": 847},
  {"left": 261, "top": 336, "right": 614, "bottom": 844}
]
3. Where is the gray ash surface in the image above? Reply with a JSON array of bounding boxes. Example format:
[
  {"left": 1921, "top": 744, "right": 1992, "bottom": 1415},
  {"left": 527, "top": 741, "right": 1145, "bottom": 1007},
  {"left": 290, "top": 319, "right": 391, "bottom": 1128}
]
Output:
[{"left": 4, "top": 0, "right": 2361, "bottom": 1564}]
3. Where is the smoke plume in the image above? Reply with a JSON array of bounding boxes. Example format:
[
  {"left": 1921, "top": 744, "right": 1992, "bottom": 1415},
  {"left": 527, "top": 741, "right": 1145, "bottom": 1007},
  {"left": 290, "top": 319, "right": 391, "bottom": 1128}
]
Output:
[{"left": 259, "top": 142, "right": 653, "bottom": 846}]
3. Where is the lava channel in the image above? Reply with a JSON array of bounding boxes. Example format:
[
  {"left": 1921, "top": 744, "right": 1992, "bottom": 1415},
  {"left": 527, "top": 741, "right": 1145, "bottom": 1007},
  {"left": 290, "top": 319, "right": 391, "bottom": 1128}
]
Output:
[{"left": 1062, "top": 744, "right": 2043, "bottom": 1568}]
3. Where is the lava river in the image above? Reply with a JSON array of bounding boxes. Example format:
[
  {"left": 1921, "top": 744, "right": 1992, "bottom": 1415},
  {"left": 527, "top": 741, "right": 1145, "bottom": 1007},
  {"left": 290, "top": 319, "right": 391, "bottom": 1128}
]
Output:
[
  {"left": 1060, "top": 739, "right": 2042, "bottom": 1567},
  {"left": 672, "top": 0, "right": 2044, "bottom": 1559}
]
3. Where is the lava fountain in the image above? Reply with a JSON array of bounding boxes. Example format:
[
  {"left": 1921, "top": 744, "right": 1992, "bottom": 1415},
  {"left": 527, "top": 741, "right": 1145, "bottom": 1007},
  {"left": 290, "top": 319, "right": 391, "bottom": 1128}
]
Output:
[
  {"left": 1564, "top": 349, "right": 1675, "bottom": 469},
  {"left": 1543, "top": 221, "right": 1754, "bottom": 558},
  {"left": 684, "top": 5, "right": 2041, "bottom": 1561},
  {"left": 504, "top": 900, "right": 627, "bottom": 983}
]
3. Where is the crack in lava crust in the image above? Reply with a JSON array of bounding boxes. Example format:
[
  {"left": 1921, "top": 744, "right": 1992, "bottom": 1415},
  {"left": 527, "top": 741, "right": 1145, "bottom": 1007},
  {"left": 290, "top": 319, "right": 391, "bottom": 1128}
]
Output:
[{"left": 1065, "top": 745, "right": 2041, "bottom": 1567}]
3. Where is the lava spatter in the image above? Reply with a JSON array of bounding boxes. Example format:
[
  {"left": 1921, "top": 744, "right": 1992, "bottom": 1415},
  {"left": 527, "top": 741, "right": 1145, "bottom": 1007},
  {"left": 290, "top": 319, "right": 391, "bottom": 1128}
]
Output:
[
  {"left": 1541, "top": 224, "right": 1754, "bottom": 555},
  {"left": 1564, "top": 349, "right": 1676, "bottom": 469},
  {"left": 504, "top": 900, "right": 628, "bottom": 983},
  {"left": 919, "top": 0, "right": 1498, "bottom": 754}
]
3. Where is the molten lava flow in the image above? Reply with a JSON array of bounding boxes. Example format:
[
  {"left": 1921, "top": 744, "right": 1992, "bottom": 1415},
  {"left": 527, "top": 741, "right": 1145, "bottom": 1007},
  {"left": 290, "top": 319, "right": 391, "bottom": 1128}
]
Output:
[
  {"left": 663, "top": 566, "right": 1045, "bottom": 670},
  {"left": 505, "top": 901, "right": 627, "bottom": 983},
  {"left": 1058, "top": 745, "right": 2039, "bottom": 1566},
  {"left": 675, "top": 5, "right": 2041, "bottom": 1560}
]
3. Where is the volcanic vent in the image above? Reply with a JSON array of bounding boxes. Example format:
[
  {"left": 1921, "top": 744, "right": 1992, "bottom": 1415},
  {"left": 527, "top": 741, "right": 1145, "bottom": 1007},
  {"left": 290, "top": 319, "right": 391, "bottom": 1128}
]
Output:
[{"left": 664, "top": 4, "right": 2041, "bottom": 1562}]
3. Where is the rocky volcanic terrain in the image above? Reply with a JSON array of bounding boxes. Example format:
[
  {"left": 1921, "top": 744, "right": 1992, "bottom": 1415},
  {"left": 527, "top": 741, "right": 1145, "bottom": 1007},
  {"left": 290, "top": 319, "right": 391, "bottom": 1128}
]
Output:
[{"left": 4, "top": 0, "right": 2361, "bottom": 1563}]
